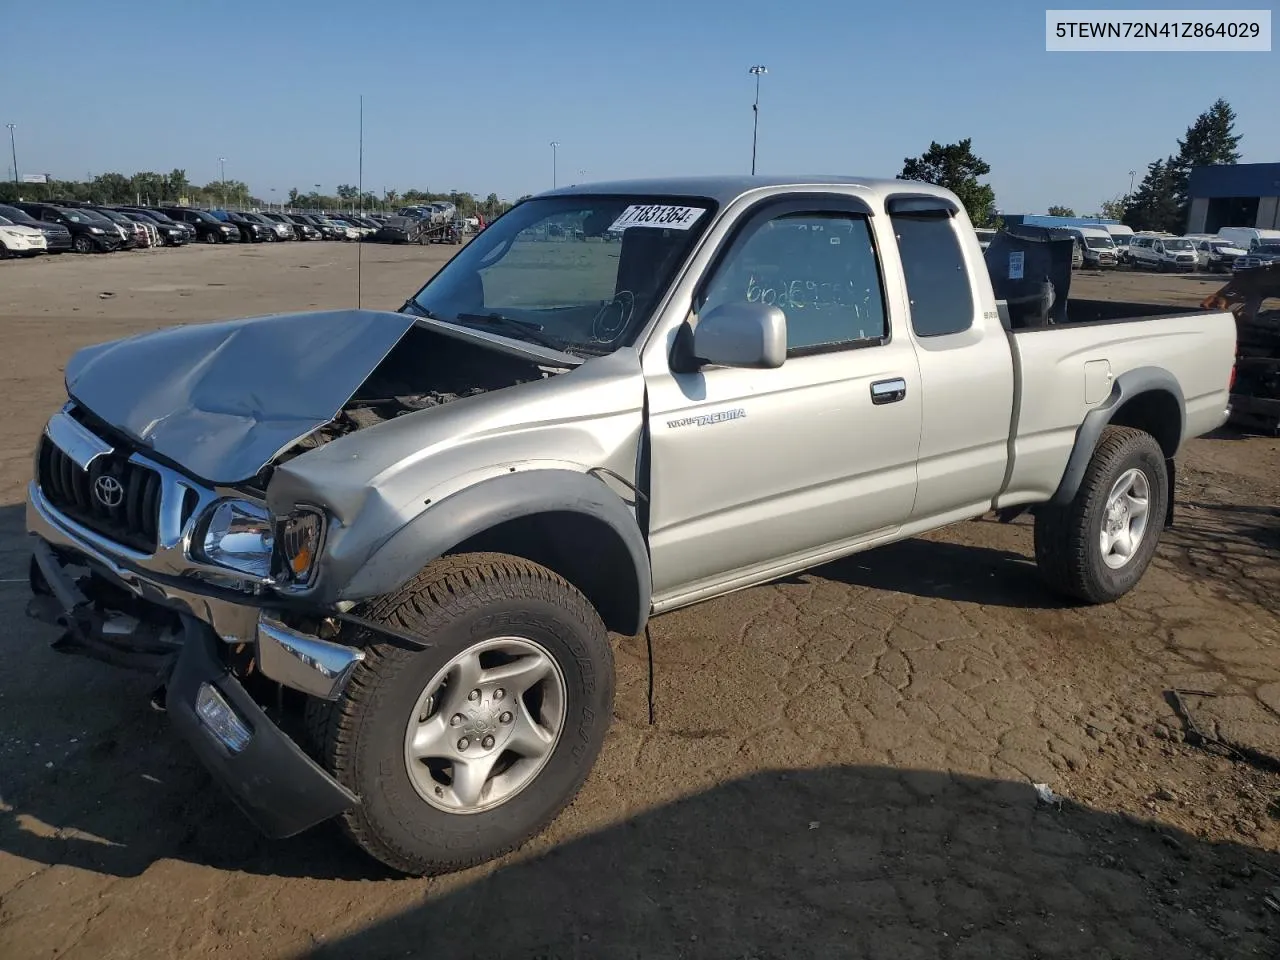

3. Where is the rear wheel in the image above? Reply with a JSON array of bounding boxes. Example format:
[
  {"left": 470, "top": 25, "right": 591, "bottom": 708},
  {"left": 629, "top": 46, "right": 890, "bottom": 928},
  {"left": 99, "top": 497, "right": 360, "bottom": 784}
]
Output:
[
  {"left": 1034, "top": 426, "right": 1168, "bottom": 604},
  {"left": 312, "top": 553, "right": 615, "bottom": 875}
]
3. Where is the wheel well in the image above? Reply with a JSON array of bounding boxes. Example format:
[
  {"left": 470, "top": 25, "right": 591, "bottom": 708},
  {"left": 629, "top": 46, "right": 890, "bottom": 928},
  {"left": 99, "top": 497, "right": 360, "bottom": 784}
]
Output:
[
  {"left": 1108, "top": 390, "right": 1182, "bottom": 458},
  {"left": 448, "top": 512, "right": 644, "bottom": 636}
]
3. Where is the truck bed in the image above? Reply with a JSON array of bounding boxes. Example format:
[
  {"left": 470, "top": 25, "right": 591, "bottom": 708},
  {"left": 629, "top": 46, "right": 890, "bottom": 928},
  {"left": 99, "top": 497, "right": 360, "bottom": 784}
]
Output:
[{"left": 996, "top": 307, "right": 1237, "bottom": 508}]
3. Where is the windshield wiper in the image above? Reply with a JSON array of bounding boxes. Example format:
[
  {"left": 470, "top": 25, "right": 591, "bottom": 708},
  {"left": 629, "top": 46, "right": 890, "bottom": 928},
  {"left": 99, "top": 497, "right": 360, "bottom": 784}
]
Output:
[{"left": 453, "top": 312, "right": 573, "bottom": 353}]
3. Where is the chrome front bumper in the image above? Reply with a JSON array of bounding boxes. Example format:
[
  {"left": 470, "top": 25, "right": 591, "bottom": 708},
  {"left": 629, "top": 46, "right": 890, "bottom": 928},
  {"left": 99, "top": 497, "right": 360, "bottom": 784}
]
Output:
[{"left": 26, "top": 480, "right": 363, "bottom": 700}]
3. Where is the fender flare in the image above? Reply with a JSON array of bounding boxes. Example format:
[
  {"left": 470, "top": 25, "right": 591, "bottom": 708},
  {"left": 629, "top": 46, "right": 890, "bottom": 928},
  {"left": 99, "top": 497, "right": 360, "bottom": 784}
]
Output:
[
  {"left": 1050, "top": 366, "right": 1185, "bottom": 507},
  {"left": 336, "top": 469, "right": 652, "bottom": 634}
]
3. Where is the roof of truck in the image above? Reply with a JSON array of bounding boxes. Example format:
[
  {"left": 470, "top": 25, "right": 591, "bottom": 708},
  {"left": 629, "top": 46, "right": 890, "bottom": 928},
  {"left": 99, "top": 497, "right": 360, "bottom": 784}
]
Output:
[{"left": 543, "top": 175, "right": 957, "bottom": 206}]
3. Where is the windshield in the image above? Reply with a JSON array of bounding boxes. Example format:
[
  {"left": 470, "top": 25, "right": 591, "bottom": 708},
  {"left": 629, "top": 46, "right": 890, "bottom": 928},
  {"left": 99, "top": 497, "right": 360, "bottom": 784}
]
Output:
[
  {"left": 1210, "top": 241, "right": 1241, "bottom": 252},
  {"left": 1084, "top": 236, "right": 1114, "bottom": 249},
  {"left": 0, "top": 205, "right": 39, "bottom": 225},
  {"left": 0, "top": 216, "right": 12, "bottom": 226},
  {"left": 1162, "top": 239, "right": 1192, "bottom": 251},
  {"left": 59, "top": 210, "right": 93, "bottom": 223},
  {"left": 408, "top": 195, "right": 716, "bottom": 358},
  {"left": 1112, "top": 235, "right": 1131, "bottom": 246}
]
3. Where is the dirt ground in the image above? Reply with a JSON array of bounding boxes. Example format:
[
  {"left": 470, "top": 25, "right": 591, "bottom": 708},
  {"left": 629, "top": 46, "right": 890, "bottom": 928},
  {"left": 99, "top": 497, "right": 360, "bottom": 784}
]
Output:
[{"left": 0, "top": 246, "right": 1278, "bottom": 959}]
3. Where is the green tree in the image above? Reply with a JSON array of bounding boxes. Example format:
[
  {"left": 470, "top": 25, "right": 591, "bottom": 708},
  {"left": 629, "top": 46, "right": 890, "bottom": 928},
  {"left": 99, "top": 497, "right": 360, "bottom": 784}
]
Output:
[
  {"left": 1047, "top": 205, "right": 1075, "bottom": 217},
  {"left": 898, "top": 138, "right": 996, "bottom": 225},
  {"left": 1122, "top": 158, "right": 1181, "bottom": 232},
  {"left": 1098, "top": 197, "right": 1126, "bottom": 221},
  {"left": 1167, "top": 98, "right": 1242, "bottom": 222}
]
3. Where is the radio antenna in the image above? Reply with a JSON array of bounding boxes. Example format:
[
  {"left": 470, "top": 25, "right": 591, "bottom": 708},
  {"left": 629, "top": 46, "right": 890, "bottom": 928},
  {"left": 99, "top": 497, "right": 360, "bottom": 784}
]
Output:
[{"left": 357, "top": 93, "right": 364, "bottom": 310}]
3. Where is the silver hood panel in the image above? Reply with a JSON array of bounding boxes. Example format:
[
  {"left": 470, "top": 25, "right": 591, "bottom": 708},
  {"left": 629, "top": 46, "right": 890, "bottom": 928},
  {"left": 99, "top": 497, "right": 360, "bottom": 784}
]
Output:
[{"left": 63, "top": 310, "right": 419, "bottom": 484}]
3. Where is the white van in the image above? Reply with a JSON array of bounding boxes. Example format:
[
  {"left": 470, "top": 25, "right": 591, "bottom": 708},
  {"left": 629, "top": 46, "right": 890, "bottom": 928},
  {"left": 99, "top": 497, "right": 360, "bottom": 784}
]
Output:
[
  {"left": 1104, "top": 224, "right": 1134, "bottom": 262},
  {"left": 1066, "top": 226, "right": 1118, "bottom": 269},
  {"left": 1129, "top": 233, "right": 1199, "bottom": 272},
  {"left": 1217, "top": 227, "right": 1280, "bottom": 252}
]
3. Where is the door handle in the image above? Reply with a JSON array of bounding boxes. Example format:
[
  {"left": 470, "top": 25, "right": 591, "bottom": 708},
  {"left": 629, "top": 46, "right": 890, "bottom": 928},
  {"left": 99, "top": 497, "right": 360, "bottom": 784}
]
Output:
[{"left": 870, "top": 378, "right": 907, "bottom": 405}]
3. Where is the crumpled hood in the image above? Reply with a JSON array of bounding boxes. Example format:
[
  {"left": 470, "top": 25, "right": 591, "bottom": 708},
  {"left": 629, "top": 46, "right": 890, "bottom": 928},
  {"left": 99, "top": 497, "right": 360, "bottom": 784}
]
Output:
[{"left": 64, "top": 309, "right": 419, "bottom": 485}]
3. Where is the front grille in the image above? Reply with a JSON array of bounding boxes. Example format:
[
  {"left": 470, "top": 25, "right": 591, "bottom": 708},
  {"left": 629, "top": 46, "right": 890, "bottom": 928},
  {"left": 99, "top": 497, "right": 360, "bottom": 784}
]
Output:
[{"left": 38, "top": 436, "right": 161, "bottom": 552}]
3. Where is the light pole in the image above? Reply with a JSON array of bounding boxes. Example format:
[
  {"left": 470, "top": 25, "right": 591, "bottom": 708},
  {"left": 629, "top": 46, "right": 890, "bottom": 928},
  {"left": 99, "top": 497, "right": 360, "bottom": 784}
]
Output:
[
  {"left": 219, "top": 157, "right": 227, "bottom": 208},
  {"left": 1128, "top": 169, "right": 1136, "bottom": 196},
  {"left": 550, "top": 141, "right": 560, "bottom": 189},
  {"left": 314, "top": 184, "right": 322, "bottom": 212},
  {"left": 748, "top": 65, "right": 767, "bottom": 176},
  {"left": 6, "top": 123, "right": 17, "bottom": 187}
]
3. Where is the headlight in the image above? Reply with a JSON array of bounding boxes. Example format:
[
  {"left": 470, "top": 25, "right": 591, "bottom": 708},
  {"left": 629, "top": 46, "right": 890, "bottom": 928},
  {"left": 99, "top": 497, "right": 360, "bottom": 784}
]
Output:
[
  {"left": 278, "top": 509, "right": 324, "bottom": 585},
  {"left": 89, "top": 226, "right": 104, "bottom": 234},
  {"left": 199, "top": 499, "right": 274, "bottom": 579}
]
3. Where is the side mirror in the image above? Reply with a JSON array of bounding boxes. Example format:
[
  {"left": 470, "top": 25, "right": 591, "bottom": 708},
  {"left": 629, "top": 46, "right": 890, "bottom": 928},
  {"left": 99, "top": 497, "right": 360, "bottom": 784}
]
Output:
[{"left": 692, "top": 302, "right": 787, "bottom": 369}]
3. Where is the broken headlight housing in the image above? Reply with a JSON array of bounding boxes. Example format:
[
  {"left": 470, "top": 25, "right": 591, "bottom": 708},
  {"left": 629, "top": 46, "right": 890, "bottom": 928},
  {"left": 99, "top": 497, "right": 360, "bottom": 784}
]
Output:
[
  {"left": 198, "top": 499, "right": 275, "bottom": 580},
  {"left": 195, "top": 501, "right": 324, "bottom": 586}
]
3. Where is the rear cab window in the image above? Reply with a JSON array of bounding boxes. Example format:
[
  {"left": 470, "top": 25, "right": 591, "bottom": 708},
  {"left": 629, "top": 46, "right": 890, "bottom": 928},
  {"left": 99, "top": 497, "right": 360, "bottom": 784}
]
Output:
[{"left": 888, "top": 208, "right": 975, "bottom": 338}]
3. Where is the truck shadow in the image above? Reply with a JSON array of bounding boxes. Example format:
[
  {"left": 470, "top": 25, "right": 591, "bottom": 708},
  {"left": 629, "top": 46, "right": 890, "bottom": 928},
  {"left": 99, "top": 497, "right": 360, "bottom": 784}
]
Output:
[
  {"left": 3, "top": 747, "right": 1279, "bottom": 957},
  {"left": 294, "top": 766, "right": 1278, "bottom": 959},
  {"left": 811, "top": 535, "right": 1067, "bottom": 610}
]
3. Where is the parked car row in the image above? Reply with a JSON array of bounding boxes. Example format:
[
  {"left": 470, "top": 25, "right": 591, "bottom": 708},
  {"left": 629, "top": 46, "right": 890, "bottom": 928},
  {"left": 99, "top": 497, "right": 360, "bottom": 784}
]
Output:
[
  {"left": 1130, "top": 227, "right": 1280, "bottom": 274},
  {"left": 0, "top": 201, "right": 417, "bottom": 257}
]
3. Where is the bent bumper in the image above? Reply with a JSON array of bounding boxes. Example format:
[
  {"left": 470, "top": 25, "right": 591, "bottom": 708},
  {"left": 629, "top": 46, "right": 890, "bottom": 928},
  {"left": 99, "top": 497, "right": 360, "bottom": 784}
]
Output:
[
  {"left": 168, "top": 616, "right": 358, "bottom": 838},
  {"left": 26, "top": 480, "right": 364, "bottom": 700}
]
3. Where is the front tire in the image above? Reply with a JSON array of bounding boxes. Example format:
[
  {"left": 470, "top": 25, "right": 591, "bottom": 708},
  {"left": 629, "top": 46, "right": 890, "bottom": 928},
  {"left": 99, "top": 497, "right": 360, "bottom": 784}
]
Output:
[
  {"left": 314, "top": 553, "right": 615, "bottom": 875},
  {"left": 1034, "top": 426, "right": 1168, "bottom": 604}
]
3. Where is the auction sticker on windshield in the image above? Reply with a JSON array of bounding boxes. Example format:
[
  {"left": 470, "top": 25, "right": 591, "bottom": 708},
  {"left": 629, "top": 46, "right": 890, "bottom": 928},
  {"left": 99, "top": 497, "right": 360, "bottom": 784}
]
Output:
[{"left": 609, "top": 204, "right": 707, "bottom": 231}]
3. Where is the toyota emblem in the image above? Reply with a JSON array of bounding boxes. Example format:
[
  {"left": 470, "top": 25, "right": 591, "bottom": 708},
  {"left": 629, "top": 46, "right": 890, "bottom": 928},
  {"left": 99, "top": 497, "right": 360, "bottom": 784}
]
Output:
[{"left": 93, "top": 475, "right": 124, "bottom": 509}]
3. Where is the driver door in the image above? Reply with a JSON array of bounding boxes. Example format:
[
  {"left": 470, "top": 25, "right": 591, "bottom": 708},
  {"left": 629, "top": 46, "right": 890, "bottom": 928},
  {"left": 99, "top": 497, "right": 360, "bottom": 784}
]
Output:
[{"left": 643, "top": 198, "right": 923, "bottom": 607}]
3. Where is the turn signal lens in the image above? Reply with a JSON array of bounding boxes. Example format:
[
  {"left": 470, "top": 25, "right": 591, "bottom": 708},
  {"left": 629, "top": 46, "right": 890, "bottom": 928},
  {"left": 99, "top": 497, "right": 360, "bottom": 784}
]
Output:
[{"left": 280, "top": 510, "right": 323, "bottom": 585}]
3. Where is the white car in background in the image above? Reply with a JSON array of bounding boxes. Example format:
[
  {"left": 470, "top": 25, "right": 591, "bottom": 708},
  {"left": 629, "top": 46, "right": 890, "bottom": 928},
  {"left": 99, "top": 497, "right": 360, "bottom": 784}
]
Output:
[
  {"left": 1186, "top": 235, "right": 1247, "bottom": 273},
  {"left": 0, "top": 215, "right": 49, "bottom": 258}
]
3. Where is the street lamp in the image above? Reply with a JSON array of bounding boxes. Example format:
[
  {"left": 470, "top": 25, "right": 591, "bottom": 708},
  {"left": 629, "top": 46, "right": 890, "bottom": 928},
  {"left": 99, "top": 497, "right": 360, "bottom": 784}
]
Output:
[
  {"left": 6, "top": 123, "right": 17, "bottom": 187},
  {"left": 748, "top": 65, "right": 767, "bottom": 176},
  {"left": 219, "top": 157, "right": 227, "bottom": 208},
  {"left": 315, "top": 184, "right": 322, "bottom": 212},
  {"left": 1128, "top": 169, "right": 1137, "bottom": 196},
  {"left": 550, "top": 141, "right": 560, "bottom": 189}
]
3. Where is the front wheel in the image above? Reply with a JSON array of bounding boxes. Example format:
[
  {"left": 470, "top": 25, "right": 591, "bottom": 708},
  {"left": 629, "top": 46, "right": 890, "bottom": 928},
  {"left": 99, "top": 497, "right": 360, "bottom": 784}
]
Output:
[
  {"left": 72, "top": 235, "right": 94, "bottom": 254},
  {"left": 313, "top": 553, "right": 615, "bottom": 875},
  {"left": 1034, "top": 426, "right": 1168, "bottom": 604}
]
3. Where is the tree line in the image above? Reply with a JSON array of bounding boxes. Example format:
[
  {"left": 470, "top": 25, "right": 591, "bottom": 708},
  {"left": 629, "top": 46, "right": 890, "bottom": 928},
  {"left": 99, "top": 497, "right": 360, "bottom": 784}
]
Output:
[
  {"left": 0, "top": 169, "right": 517, "bottom": 218},
  {"left": 896, "top": 98, "right": 1243, "bottom": 233}
]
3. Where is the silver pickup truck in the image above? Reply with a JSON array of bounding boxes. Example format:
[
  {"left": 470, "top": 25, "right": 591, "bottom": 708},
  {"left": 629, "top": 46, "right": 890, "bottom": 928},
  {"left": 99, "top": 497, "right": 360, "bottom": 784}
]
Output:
[{"left": 25, "top": 176, "right": 1236, "bottom": 875}]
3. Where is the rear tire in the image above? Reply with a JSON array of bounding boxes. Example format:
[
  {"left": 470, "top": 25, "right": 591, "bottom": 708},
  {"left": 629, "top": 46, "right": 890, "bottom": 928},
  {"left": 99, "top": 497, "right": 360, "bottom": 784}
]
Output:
[
  {"left": 1034, "top": 426, "right": 1168, "bottom": 604},
  {"left": 314, "top": 553, "right": 615, "bottom": 876}
]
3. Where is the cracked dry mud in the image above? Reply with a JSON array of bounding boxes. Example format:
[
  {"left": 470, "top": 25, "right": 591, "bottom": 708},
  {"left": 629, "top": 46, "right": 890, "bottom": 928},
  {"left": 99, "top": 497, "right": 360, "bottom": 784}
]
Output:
[{"left": 0, "top": 248, "right": 1277, "bottom": 959}]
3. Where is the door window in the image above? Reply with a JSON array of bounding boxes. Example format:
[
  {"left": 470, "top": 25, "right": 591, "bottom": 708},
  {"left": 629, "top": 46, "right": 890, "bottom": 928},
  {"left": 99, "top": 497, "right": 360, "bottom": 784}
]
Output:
[{"left": 697, "top": 212, "right": 888, "bottom": 354}]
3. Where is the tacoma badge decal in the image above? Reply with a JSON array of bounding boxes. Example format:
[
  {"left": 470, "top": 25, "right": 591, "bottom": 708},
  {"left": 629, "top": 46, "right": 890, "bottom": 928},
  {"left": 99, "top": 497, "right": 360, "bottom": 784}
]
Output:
[{"left": 666, "top": 408, "right": 746, "bottom": 429}]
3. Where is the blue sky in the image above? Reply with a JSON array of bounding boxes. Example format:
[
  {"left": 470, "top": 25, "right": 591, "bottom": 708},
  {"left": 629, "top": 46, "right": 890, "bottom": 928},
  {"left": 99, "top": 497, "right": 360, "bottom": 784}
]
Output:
[{"left": 3, "top": 0, "right": 1276, "bottom": 213}]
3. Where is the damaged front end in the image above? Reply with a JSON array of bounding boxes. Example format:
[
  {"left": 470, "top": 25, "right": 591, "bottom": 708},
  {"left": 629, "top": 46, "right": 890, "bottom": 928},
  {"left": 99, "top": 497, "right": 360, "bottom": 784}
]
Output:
[
  {"left": 25, "top": 304, "right": 637, "bottom": 836},
  {"left": 28, "top": 307, "right": 566, "bottom": 682}
]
